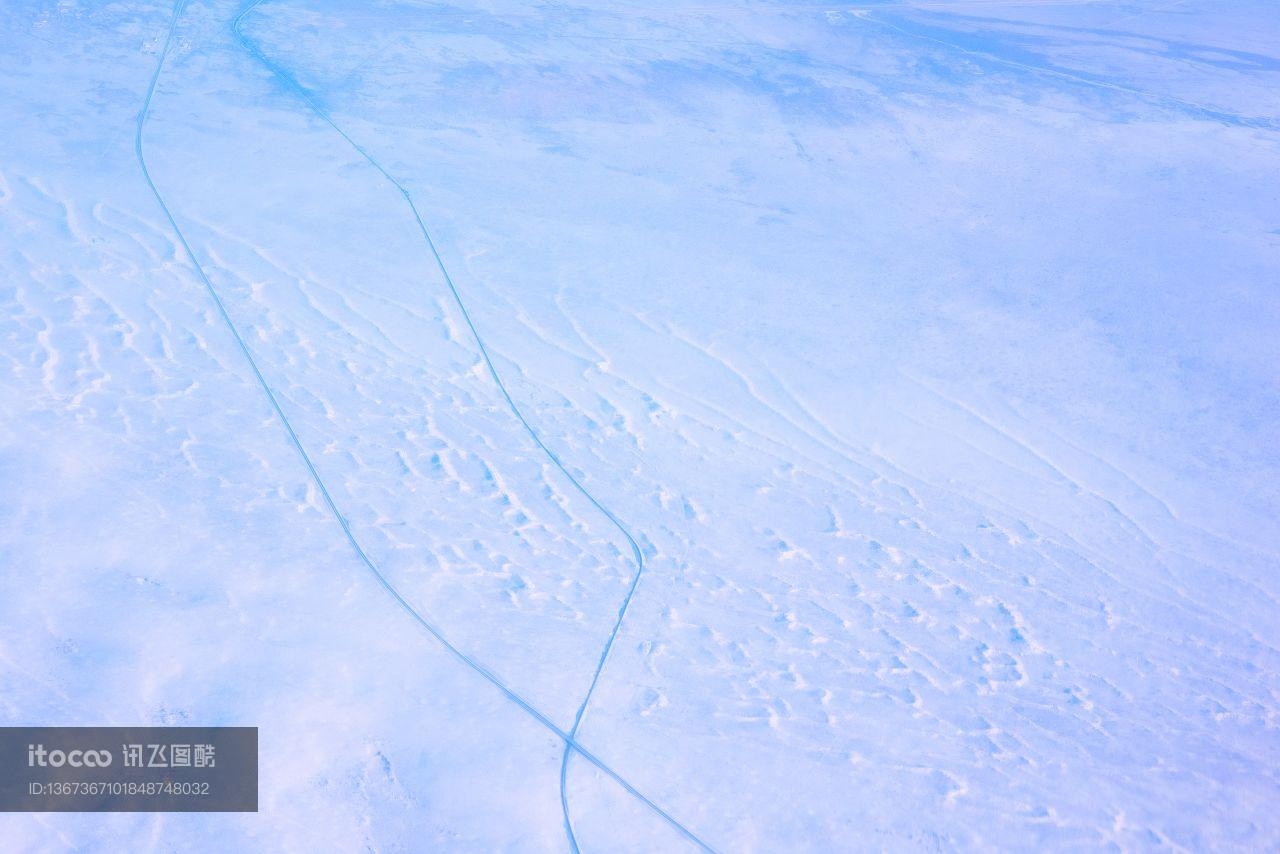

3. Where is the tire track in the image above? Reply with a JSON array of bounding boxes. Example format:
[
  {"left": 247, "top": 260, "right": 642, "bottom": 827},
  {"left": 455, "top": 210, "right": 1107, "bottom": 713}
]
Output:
[{"left": 137, "top": 0, "right": 711, "bottom": 849}]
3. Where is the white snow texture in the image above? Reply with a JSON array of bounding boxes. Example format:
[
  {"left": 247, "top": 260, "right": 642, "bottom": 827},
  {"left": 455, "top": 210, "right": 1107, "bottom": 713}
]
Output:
[{"left": 1, "top": 0, "right": 1278, "bottom": 850}]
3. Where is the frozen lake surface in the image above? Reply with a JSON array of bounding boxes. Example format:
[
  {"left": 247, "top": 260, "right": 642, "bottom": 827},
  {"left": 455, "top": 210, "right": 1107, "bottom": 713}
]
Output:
[{"left": 2, "top": 0, "right": 1278, "bottom": 849}]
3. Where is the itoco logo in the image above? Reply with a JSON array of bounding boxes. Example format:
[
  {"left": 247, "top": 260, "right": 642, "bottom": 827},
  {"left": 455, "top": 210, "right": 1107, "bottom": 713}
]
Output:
[{"left": 27, "top": 744, "right": 113, "bottom": 768}]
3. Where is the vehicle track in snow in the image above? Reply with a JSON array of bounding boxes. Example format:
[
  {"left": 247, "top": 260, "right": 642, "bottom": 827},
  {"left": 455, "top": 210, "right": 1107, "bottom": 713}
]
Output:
[{"left": 137, "top": 0, "right": 708, "bottom": 849}]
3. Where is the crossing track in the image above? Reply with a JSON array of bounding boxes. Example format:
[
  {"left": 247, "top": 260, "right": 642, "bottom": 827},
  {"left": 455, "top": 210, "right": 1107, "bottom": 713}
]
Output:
[{"left": 135, "top": 0, "right": 713, "bottom": 849}]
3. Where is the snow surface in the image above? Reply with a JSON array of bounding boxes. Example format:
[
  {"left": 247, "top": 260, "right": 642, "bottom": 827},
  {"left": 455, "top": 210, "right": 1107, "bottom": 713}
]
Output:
[{"left": 2, "top": 0, "right": 1278, "bottom": 850}]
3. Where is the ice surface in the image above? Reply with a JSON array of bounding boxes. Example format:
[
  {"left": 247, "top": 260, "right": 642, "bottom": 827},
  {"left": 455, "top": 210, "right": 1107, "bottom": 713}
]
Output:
[{"left": 2, "top": 0, "right": 1278, "bottom": 850}]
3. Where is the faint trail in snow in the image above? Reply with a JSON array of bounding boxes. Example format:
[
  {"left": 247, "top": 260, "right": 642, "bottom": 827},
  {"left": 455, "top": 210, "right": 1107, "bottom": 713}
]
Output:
[
  {"left": 859, "top": 11, "right": 1280, "bottom": 131},
  {"left": 137, "top": 2, "right": 711, "bottom": 850}
]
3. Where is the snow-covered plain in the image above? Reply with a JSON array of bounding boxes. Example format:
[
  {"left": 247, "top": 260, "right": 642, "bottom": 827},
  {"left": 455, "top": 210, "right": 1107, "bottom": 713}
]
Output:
[{"left": 2, "top": 0, "right": 1278, "bottom": 849}]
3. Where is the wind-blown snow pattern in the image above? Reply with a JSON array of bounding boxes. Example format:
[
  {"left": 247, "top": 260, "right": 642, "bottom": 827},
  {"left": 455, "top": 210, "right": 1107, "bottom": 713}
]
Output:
[{"left": 2, "top": 0, "right": 1278, "bottom": 850}]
